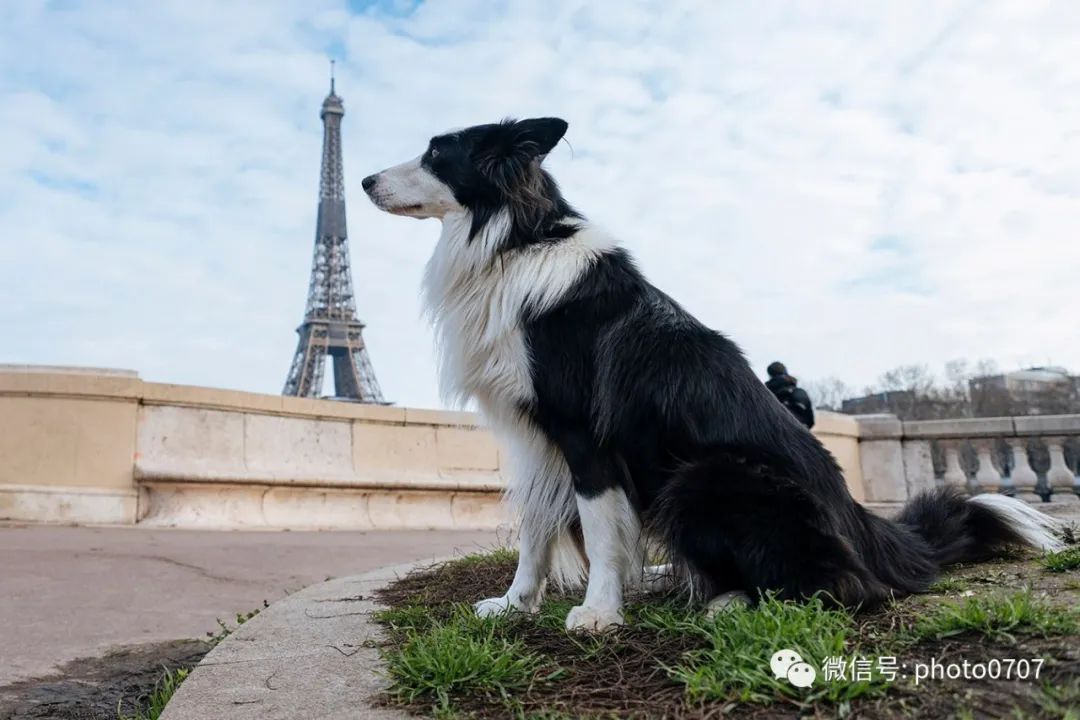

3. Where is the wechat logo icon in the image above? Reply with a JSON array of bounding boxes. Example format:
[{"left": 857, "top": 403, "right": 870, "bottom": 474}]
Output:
[{"left": 771, "top": 649, "right": 817, "bottom": 688}]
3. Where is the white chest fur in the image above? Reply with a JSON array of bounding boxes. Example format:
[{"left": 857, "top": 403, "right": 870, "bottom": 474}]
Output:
[{"left": 422, "top": 210, "right": 615, "bottom": 416}]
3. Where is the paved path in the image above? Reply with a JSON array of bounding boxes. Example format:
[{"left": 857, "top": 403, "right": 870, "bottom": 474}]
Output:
[
  {"left": 0, "top": 524, "right": 500, "bottom": 686},
  {"left": 161, "top": 562, "right": 422, "bottom": 720}
]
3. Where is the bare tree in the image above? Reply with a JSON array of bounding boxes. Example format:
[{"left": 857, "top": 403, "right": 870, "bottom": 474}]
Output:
[
  {"left": 803, "top": 377, "right": 854, "bottom": 411},
  {"left": 813, "top": 359, "right": 1080, "bottom": 420}
]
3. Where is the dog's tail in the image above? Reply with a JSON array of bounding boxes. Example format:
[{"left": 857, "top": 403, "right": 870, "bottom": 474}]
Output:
[
  {"left": 651, "top": 446, "right": 1066, "bottom": 607},
  {"left": 894, "top": 486, "right": 1065, "bottom": 565}
]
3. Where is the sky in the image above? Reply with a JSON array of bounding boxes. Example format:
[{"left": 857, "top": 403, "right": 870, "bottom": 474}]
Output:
[{"left": 2, "top": 0, "right": 1079, "bottom": 409}]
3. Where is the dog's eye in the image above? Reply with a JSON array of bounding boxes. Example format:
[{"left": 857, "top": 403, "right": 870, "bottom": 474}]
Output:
[{"left": 430, "top": 148, "right": 440, "bottom": 159}]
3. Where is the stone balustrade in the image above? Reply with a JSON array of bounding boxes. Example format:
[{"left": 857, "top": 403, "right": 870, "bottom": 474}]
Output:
[
  {"left": 856, "top": 414, "right": 1080, "bottom": 506},
  {"left": 0, "top": 366, "right": 864, "bottom": 529},
  {"left": 0, "top": 367, "right": 508, "bottom": 529},
  {"left": 7, "top": 365, "right": 1075, "bottom": 530}
]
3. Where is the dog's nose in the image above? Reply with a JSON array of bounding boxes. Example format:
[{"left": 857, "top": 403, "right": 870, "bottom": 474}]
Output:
[{"left": 361, "top": 174, "right": 378, "bottom": 192}]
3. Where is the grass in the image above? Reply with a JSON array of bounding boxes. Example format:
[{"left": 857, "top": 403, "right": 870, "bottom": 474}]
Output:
[
  {"left": 377, "top": 602, "right": 436, "bottom": 634},
  {"left": 908, "top": 588, "right": 1079, "bottom": 643},
  {"left": 375, "top": 550, "right": 1080, "bottom": 719},
  {"left": 117, "top": 666, "right": 190, "bottom": 720},
  {"left": 1042, "top": 546, "right": 1080, "bottom": 573},
  {"left": 1034, "top": 677, "right": 1080, "bottom": 720},
  {"left": 205, "top": 600, "right": 268, "bottom": 645},
  {"left": 453, "top": 546, "right": 519, "bottom": 567},
  {"left": 376, "top": 557, "right": 893, "bottom": 715},
  {"left": 113, "top": 600, "right": 268, "bottom": 720},
  {"left": 925, "top": 576, "right": 970, "bottom": 594},
  {"left": 383, "top": 605, "right": 544, "bottom": 713},
  {"left": 637, "top": 593, "right": 888, "bottom": 705}
]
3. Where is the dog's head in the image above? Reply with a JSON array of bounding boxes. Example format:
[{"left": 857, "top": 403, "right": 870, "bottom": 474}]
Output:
[{"left": 362, "top": 117, "right": 568, "bottom": 229}]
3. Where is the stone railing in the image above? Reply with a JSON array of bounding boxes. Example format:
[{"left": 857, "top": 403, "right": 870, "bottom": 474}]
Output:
[
  {"left": 0, "top": 366, "right": 507, "bottom": 529},
  {"left": 0, "top": 365, "right": 865, "bottom": 529},
  {"left": 856, "top": 414, "right": 1080, "bottom": 506},
  {"left": 5, "top": 366, "right": 1076, "bottom": 529}
]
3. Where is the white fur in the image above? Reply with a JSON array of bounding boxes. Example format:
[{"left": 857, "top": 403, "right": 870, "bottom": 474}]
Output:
[
  {"left": 472, "top": 412, "right": 586, "bottom": 616},
  {"left": 420, "top": 203, "right": 619, "bottom": 616},
  {"left": 566, "top": 487, "right": 642, "bottom": 631},
  {"left": 474, "top": 520, "right": 549, "bottom": 616},
  {"left": 366, "top": 155, "right": 461, "bottom": 218},
  {"left": 423, "top": 210, "right": 616, "bottom": 410},
  {"left": 423, "top": 207, "right": 618, "bottom": 573},
  {"left": 706, "top": 590, "right": 751, "bottom": 618},
  {"left": 968, "top": 494, "right": 1065, "bottom": 551},
  {"left": 374, "top": 154, "right": 637, "bottom": 623},
  {"left": 565, "top": 605, "right": 623, "bottom": 632},
  {"left": 490, "top": 412, "right": 584, "bottom": 589}
]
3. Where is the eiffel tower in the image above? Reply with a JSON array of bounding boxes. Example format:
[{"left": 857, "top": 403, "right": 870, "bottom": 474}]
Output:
[{"left": 283, "top": 67, "right": 385, "bottom": 403}]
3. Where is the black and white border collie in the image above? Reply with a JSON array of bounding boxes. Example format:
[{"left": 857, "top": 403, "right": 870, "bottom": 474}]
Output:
[{"left": 363, "top": 118, "right": 1064, "bottom": 631}]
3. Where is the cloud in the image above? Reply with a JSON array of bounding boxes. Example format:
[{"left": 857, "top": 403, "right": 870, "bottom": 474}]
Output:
[{"left": 1, "top": 0, "right": 1078, "bottom": 408}]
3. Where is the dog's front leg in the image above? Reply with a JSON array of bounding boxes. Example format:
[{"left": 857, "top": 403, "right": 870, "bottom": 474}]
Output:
[
  {"left": 541, "top": 429, "right": 639, "bottom": 632},
  {"left": 565, "top": 486, "right": 637, "bottom": 632},
  {"left": 474, "top": 518, "right": 553, "bottom": 617}
]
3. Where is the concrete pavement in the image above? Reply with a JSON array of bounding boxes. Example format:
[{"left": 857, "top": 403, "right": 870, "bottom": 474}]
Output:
[
  {"left": 160, "top": 562, "right": 423, "bottom": 720},
  {"left": 0, "top": 524, "right": 500, "bottom": 686}
]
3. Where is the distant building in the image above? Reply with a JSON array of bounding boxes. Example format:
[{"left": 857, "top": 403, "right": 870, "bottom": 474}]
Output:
[
  {"left": 841, "top": 390, "right": 917, "bottom": 417},
  {"left": 840, "top": 366, "right": 1079, "bottom": 419},
  {"left": 970, "top": 366, "right": 1071, "bottom": 395},
  {"left": 968, "top": 366, "right": 1078, "bottom": 416}
]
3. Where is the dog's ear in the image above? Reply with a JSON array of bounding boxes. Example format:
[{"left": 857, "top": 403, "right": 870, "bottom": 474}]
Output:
[
  {"left": 511, "top": 117, "right": 568, "bottom": 159},
  {"left": 474, "top": 118, "right": 567, "bottom": 204},
  {"left": 477, "top": 117, "right": 568, "bottom": 169}
]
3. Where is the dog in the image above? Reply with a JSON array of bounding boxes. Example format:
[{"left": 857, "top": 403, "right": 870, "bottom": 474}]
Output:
[{"left": 362, "top": 117, "right": 1064, "bottom": 631}]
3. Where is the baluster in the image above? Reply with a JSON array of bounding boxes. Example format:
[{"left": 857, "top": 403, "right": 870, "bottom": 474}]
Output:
[
  {"left": 942, "top": 442, "right": 966, "bottom": 488},
  {"left": 1046, "top": 437, "right": 1078, "bottom": 503},
  {"left": 1007, "top": 439, "right": 1041, "bottom": 503},
  {"left": 972, "top": 440, "right": 1001, "bottom": 494},
  {"left": 1074, "top": 447, "right": 1080, "bottom": 500},
  {"left": 998, "top": 440, "right": 1016, "bottom": 497}
]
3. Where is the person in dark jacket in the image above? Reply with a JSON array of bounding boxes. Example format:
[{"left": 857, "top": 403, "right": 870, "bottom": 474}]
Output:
[{"left": 765, "top": 361, "right": 815, "bottom": 429}]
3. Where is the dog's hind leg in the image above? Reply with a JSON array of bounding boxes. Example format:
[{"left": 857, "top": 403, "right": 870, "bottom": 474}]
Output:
[
  {"left": 657, "top": 449, "right": 891, "bottom": 608},
  {"left": 640, "top": 563, "right": 676, "bottom": 592},
  {"left": 705, "top": 590, "right": 752, "bottom": 618}
]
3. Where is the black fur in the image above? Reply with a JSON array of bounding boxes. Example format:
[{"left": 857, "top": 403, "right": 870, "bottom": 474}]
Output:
[
  {"left": 414, "top": 118, "right": 1047, "bottom": 608},
  {"left": 420, "top": 118, "right": 582, "bottom": 245}
]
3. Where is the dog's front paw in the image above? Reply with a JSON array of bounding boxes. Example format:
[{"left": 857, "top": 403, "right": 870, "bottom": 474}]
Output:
[
  {"left": 474, "top": 595, "right": 514, "bottom": 618},
  {"left": 474, "top": 593, "right": 541, "bottom": 618},
  {"left": 565, "top": 604, "right": 624, "bottom": 632}
]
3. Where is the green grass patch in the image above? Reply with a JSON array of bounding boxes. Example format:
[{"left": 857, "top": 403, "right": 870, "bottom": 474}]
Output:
[
  {"left": 1034, "top": 677, "right": 1080, "bottom": 720},
  {"left": 375, "top": 602, "right": 436, "bottom": 634},
  {"left": 205, "top": 600, "right": 268, "bottom": 646},
  {"left": 117, "top": 666, "right": 190, "bottom": 720},
  {"left": 452, "top": 547, "right": 519, "bottom": 567},
  {"left": 383, "top": 605, "right": 544, "bottom": 713},
  {"left": 376, "top": 550, "right": 1080, "bottom": 718},
  {"left": 926, "top": 576, "right": 970, "bottom": 594},
  {"left": 909, "top": 589, "right": 1079, "bottom": 643},
  {"left": 637, "top": 593, "right": 887, "bottom": 705},
  {"left": 1042, "top": 546, "right": 1080, "bottom": 573}
]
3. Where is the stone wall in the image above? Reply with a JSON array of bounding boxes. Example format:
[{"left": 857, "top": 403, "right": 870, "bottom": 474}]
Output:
[
  {"left": 0, "top": 367, "right": 142, "bottom": 524},
  {"left": 855, "top": 413, "right": 1080, "bottom": 504},
  {"left": 0, "top": 366, "right": 865, "bottom": 529}
]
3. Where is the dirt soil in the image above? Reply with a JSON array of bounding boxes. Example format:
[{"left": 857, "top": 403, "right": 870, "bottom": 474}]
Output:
[
  {"left": 0, "top": 639, "right": 209, "bottom": 720},
  {"left": 375, "top": 554, "right": 1080, "bottom": 720}
]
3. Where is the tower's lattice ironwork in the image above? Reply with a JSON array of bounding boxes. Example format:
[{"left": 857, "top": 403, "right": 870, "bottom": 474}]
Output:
[{"left": 283, "top": 70, "right": 385, "bottom": 403}]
